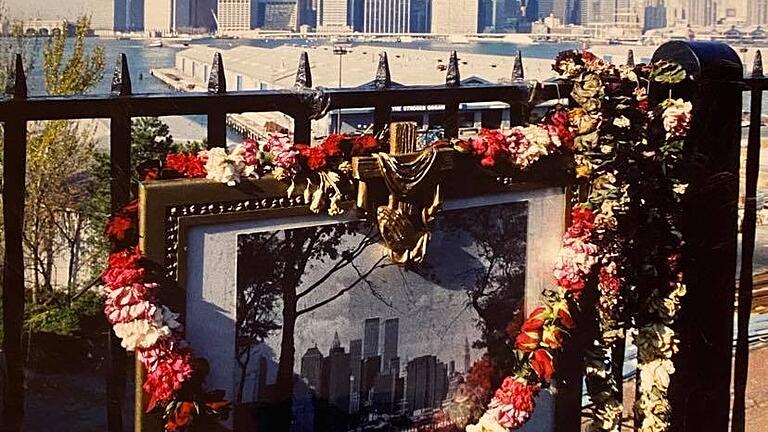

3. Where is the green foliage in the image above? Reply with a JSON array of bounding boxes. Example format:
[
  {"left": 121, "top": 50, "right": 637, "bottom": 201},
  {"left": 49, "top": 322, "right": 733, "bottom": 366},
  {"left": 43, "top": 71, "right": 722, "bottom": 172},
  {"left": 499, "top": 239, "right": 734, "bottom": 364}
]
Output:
[
  {"left": 25, "top": 292, "right": 105, "bottom": 337},
  {"left": 43, "top": 15, "right": 105, "bottom": 96}
]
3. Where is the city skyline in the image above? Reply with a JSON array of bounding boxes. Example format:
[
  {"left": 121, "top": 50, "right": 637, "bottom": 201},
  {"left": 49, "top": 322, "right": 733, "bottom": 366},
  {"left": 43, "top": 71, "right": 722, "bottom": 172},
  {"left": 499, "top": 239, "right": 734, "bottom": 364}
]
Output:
[{"left": 1, "top": 0, "right": 759, "bottom": 34}]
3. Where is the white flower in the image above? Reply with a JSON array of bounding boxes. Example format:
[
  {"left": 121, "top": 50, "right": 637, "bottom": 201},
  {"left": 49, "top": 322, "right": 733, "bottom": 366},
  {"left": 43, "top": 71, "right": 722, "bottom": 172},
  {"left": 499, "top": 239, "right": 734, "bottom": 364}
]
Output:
[
  {"left": 662, "top": 98, "right": 693, "bottom": 139},
  {"left": 203, "top": 146, "right": 247, "bottom": 186},
  {"left": 673, "top": 183, "right": 688, "bottom": 195},
  {"left": 613, "top": 116, "right": 631, "bottom": 128},
  {"left": 113, "top": 319, "right": 171, "bottom": 351},
  {"left": 466, "top": 411, "right": 507, "bottom": 432}
]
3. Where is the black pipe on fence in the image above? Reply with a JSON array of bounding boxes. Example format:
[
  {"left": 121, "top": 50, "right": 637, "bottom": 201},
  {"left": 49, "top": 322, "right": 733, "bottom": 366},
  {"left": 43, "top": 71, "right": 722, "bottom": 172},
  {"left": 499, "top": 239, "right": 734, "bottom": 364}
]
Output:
[{"left": 652, "top": 41, "right": 744, "bottom": 432}]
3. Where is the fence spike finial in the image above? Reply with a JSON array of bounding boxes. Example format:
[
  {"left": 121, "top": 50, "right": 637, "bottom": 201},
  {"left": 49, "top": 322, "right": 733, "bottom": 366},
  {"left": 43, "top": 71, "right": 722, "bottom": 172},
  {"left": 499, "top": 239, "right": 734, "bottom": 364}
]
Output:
[
  {"left": 6, "top": 53, "right": 27, "bottom": 99},
  {"left": 375, "top": 52, "right": 392, "bottom": 89},
  {"left": 446, "top": 51, "right": 460, "bottom": 87},
  {"left": 111, "top": 53, "right": 132, "bottom": 96},
  {"left": 626, "top": 49, "right": 635, "bottom": 67},
  {"left": 753, "top": 50, "right": 764, "bottom": 79},
  {"left": 513, "top": 50, "right": 524, "bottom": 80},
  {"left": 208, "top": 52, "right": 226, "bottom": 94},
  {"left": 295, "top": 51, "right": 313, "bottom": 88}
]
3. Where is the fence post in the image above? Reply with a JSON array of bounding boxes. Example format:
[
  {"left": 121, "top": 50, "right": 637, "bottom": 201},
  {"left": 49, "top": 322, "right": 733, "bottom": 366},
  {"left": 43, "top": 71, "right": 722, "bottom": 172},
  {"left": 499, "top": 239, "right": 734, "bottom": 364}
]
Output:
[
  {"left": 1, "top": 53, "right": 28, "bottom": 432},
  {"left": 444, "top": 51, "right": 461, "bottom": 138},
  {"left": 293, "top": 52, "right": 313, "bottom": 144},
  {"left": 207, "top": 53, "right": 227, "bottom": 148},
  {"left": 651, "top": 41, "right": 743, "bottom": 432},
  {"left": 373, "top": 52, "right": 393, "bottom": 136},
  {"left": 107, "top": 53, "right": 132, "bottom": 432}
]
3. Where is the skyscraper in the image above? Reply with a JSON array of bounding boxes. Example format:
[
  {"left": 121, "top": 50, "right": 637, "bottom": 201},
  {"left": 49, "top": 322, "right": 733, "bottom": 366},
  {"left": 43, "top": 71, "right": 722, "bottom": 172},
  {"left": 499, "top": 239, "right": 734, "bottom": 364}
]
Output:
[
  {"left": 382, "top": 318, "right": 399, "bottom": 373},
  {"left": 431, "top": 0, "right": 478, "bottom": 33},
  {"left": 464, "top": 338, "right": 470, "bottom": 373},
  {"left": 349, "top": 338, "right": 363, "bottom": 413},
  {"left": 687, "top": 0, "right": 714, "bottom": 26},
  {"left": 405, "top": 355, "right": 448, "bottom": 411},
  {"left": 145, "top": 0, "right": 193, "bottom": 34},
  {"left": 749, "top": 0, "right": 768, "bottom": 26},
  {"left": 644, "top": 1, "right": 667, "bottom": 31},
  {"left": 262, "top": 0, "right": 299, "bottom": 30},
  {"left": 317, "top": 0, "right": 351, "bottom": 31},
  {"left": 218, "top": 0, "right": 252, "bottom": 31},
  {"left": 300, "top": 344, "right": 324, "bottom": 390},
  {"left": 363, "top": 318, "right": 380, "bottom": 358},
  {"left": 479, "top": 0, "right": 518, "bottom": 32},
  {"left": 127, "top": 0, "right": 146, "bottom": 31},
  {"left": 87, "top": 0, "right": 119, "bottom": 31},
  {"left": 319, "top": 332, "right": 351, "bottom": 429},
  {"left": 191, "top": 0, "right": 217, "bottom": 30},
  {"left": 409, "top": 0, "right": 431, "bottom": 32},
  {"left": 364, "top": 0, "right": 411, "bottom": 33},
  {"left": 349, "top": 0, "right": 366, "bottom": 31}
]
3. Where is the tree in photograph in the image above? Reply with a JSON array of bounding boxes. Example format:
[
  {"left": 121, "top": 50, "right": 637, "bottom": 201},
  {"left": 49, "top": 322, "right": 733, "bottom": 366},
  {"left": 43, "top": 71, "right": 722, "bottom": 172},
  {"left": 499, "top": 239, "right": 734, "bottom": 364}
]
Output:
[
  {"left": 236, "top": 221, "right": 385, "bottom": 427},
  {"left": 439, "top": 204, "right": 528, "bottom": 384}
]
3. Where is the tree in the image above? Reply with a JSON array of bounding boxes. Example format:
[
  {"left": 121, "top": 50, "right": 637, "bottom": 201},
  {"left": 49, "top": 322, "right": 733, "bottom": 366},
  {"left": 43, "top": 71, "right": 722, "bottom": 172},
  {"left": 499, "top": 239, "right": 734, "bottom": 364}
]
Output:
[
  {"left": 425, "top": 203, "right": 528, "bottom": 386},
  {"left": 21, "top": 16, "right": 104, "bottom": 302}
]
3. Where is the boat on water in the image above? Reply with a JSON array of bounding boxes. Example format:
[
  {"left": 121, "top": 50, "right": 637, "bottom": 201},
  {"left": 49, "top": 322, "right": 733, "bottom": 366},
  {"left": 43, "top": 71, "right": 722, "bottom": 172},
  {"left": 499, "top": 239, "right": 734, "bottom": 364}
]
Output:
[{"left": 147, "top": 40, "right": 163, "bottom": 48}]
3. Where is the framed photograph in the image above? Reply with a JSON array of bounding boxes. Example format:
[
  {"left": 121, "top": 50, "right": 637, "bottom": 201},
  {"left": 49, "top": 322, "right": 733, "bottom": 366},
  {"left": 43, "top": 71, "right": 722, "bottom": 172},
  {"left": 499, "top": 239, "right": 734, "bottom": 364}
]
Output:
[{"left": 139, "top": 176, "right": 565, "bottom": 431}]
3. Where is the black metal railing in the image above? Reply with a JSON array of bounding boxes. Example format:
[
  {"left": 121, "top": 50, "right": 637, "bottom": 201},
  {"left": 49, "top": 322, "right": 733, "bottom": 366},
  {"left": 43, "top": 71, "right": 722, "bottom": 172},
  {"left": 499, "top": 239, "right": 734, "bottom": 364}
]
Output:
[
  {"left": 0, "top": 40, "right": 763, "bottom": 432},
  {"left": 0, "top": 48, "right": 566, "bottom": 431}
]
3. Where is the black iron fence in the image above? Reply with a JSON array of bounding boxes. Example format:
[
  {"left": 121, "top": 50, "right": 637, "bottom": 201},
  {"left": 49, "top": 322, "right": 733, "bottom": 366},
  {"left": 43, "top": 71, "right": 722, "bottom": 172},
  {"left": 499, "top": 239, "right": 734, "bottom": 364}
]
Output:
[{"left": 0, "top": 40, "right": 761, "bottom": 432}]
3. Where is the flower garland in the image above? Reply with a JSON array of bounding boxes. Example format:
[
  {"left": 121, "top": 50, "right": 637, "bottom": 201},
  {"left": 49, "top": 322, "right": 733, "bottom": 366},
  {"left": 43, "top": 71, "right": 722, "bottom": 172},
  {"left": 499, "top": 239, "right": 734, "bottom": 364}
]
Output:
[
  {"left": 101, "top": 53, "right": 691, "bottom": 430},
  {"left": 104, "top": 203, "right": 229, "bottom": 431},
  {"left": 465, "top": 51, "right": 692, "bottom": 432},
  {"left": 103, "top": 118, "right": 571, "bottom": 430}
]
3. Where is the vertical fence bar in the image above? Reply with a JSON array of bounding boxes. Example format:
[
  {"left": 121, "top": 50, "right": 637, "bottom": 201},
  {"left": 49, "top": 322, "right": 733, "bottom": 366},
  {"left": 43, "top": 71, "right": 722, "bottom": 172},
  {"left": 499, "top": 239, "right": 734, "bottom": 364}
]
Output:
[
  {"left": 444, "top": 51, "right": 460, "bottom": 138},
  {"left": 106, "top": 53, "right": 132, "bottom": 432},
  {"left": 1, "top": 53, "right": 28, "bottom": 432},
  {"left": 373, "top": 52, "right": 393, "bottom": 136},
  {"left": 293, "top": 52, "right": 312, "bottom": 144},
  {"left": 509, "top": 51, "right": 527, "bottom": 127},
  {"left": 207, "top": 53, "right": 227, "bottom": 148},
  {"left": 732, "top": 51, "right": 764, "bottom": 432},
  {"left": 652, "top": 41, "right": 743, "bottom": 432}
]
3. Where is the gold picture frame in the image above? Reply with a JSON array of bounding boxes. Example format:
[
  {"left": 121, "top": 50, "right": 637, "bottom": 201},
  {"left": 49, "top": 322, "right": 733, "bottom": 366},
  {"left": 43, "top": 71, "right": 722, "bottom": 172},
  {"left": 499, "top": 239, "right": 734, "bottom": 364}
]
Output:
[{"left": 135, "top": 151, "right": 573, "bottom": 431}]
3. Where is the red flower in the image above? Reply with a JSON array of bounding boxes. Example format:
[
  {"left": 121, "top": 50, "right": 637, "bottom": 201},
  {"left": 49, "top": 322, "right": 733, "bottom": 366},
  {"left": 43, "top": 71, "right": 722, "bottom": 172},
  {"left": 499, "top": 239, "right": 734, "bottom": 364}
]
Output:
[
  {"left": 521, "top": 307, "right": 549, "bottom": 331},
  {"left": 352, "top": 134, "right": 379, "bottom": 155},
  {"left": 557, "top": 308, "right": 575, "bottom": 330},
  {"left": 165, "top": 153, "right": 207, "bottom": 178},
  {"left": 321, "top": 134, "right": 345, "bottom": 156},
  {"left": 141, "top": 167, "right": 160, "bottom": 181},
  {"left": 545, "top": 110, "right": 575, "bottom": 149},
  {"left": 541, "top": 325, "right": 564, "bottom": 349},
  {"left": 103, "top": 267, "right": 144, "bottom": 289},
  {"left": 106, "top": 215, "right": 134, "bottom": 241},
  {"left": 298, "top": 145, "right": 328, "bottom": 171},
  {"left": 515, "top": 330, "right": 541, "bottom": 353},
  {"left": 107, "top": 246, "right": 142, "bottom": 270},
  {"left": 494, "top": 376, "right": 538, "bottom": 412},
  {"left": 165, "top": 402, "right": 195, "bottom": 431},
  {"left": 144, "top": 352, "right": 194, "bottom": 412},
  {"left": 529, "top": 349, "right": 555, "bottom": 383},
  {"left": 470, "top": 129, "right": 509, "bottom": 167}
]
